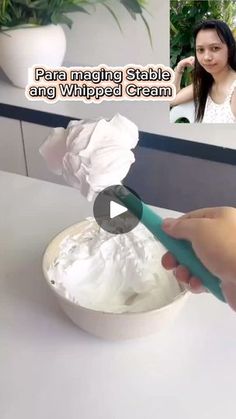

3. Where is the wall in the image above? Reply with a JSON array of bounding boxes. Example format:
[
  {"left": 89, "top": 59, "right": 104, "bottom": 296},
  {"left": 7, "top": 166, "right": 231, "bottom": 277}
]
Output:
[
  {"left": 63, "top": 0, "right": 236, "bottom": 149},
  {"left": 64, "top": 0, "right": 168, "bottom": 66},
  {"left": 125, "top": 146, "right": 236, "bottom": 212}
]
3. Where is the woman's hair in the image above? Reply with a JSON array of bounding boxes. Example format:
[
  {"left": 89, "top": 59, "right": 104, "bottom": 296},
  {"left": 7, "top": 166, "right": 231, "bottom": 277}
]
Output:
[{"left": 192, "top": 19, "right": 236, "bottom": 122}]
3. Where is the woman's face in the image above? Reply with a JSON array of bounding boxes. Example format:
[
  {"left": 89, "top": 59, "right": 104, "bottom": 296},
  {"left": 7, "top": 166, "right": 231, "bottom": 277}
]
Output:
[{"left": 195, "top": 29, "right": 229, "bottom": 74}]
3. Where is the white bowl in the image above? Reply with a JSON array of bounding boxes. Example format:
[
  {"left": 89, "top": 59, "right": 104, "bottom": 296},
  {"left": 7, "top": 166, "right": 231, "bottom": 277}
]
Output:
[{"left": 42, "top": 221, "right": 188, "bottom": 340}]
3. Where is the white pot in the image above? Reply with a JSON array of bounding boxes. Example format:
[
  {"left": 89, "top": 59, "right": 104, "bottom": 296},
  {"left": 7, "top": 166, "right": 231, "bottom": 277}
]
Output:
[{"left": 0, "top": 24, "right": 66, "bottom": 88}]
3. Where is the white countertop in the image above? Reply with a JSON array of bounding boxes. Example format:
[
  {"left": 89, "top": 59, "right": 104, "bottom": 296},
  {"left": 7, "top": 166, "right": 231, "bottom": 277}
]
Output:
[{"left": 1, "top": 170, "right": 236, "bottom": 419}]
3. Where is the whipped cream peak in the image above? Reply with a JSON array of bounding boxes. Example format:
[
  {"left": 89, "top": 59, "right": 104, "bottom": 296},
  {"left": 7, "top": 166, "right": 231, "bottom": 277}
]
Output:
[{"left": 40, "top": 113, "right": 139, "bottom": 201}]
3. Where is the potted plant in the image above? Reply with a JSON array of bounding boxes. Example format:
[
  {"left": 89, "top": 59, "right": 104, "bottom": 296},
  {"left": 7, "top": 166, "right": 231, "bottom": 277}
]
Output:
[{"left": 0, "top": 0, "right": 151, "bottom": 88}]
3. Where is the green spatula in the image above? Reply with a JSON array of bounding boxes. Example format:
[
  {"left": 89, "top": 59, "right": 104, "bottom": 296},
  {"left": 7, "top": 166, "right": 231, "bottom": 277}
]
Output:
[{"left": 116, "top": 186, "right": 225, "bottom": 302}]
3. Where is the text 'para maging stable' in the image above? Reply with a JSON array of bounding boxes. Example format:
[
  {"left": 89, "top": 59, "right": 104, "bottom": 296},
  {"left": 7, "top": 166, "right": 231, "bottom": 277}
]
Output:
[{"left": 25, "top": 65, "right": 176, "bottom": 103}]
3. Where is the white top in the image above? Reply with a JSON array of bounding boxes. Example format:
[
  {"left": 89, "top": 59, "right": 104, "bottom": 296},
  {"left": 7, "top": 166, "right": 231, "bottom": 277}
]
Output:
[
  {"left": 203, "top": 80, "right": 236, "bottom": 123},
  {"left": 1, "top": 170, "right": 236, "bottom": 419}
]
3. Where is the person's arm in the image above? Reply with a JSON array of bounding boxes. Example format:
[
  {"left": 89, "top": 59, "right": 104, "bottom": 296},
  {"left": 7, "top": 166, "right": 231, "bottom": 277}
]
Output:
[
  {"left": 171, "top": 56, "right": 195, "bottom": 107},
  {"left": 231, "top": 88, "right": 236, "bottom": 118},
  {"left": 174, "top": 65, "right": 184, "bottom": 93},
  {"left": 171, "top": 84, "right": 194, "bottom": 107},
  {"left": 161, "top": 207, "right": 236, "bottom": 311}
]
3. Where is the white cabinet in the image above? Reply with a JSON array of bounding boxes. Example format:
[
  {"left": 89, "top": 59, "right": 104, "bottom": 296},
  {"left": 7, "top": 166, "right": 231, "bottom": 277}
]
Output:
[
  {"left": 21, "top": 121, "right": 66, "bottom": 186},
  {"left": 0, "top": 116, "right": 26, "bottom": 175}
]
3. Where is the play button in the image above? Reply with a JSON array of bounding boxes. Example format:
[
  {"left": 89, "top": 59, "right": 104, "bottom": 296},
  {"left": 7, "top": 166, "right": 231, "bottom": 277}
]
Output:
[
  {"left": 93, "top": 185, "right": 143, "bottom": 234},
  {"left": 110, "top": 201, "right": 127, "bottom": 219}
]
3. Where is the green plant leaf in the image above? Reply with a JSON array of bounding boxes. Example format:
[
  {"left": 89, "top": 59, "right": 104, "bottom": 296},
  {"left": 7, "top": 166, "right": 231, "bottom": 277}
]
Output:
[
  {"left": 51, "top": 12, "right": 73, "bottom": 28},
  {"left": 102, "top": 3, "right": 123, "bottom": 32},
  {"left": 60, "top": 5, "right": 90, "bottom": 13},
  {"left": 0, "top": 0, "right": 152, "bottom": 37},
  {"left": 141, "top": 13, "right": 152, "bottom": 48},
  {"left": 121, "top": 0, "right": 142, "bottom": 14}
]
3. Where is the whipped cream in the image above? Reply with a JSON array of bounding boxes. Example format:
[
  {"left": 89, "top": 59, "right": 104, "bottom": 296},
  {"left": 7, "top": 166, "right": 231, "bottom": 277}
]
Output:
[
  {"left": 42, "top": 114, "right": 182, "bottom": 314},
  {"left": 40, "top": 114, "right": 139, "bottom": 201},
  {"left": 48, "top": 218, "right": 182, "bottom": 313}
]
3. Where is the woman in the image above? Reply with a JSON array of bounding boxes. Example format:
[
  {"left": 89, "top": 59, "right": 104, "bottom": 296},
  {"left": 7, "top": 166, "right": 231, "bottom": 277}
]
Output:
[{"left": 172, "top": 19, "right": 236, "bottom": 122}]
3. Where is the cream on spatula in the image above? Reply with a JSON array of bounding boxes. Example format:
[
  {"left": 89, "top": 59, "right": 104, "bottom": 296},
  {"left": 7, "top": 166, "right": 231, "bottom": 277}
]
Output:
[{"left": 40, "top": 114, "right": 225, "bottom": 303}]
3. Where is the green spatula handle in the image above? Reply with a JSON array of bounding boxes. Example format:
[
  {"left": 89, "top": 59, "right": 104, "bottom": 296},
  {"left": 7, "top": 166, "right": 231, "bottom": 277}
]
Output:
[{"left": 116, "top": 187, "right": 225, "bottom": 302}]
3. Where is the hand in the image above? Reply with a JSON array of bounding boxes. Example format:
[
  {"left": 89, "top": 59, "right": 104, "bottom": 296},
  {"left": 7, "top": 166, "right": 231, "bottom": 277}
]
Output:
[
  {"left": 161, "top": 207, "right": 236, "bottom": 311},
  {"left": 175, "top": 56, "right": 195, "bottom": 73}
]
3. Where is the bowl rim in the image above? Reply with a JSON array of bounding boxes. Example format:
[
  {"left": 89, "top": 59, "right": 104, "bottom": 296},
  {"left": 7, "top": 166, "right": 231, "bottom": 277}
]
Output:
[{"left": 42, "top": 220, "right": 189, "bottom": 317}]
